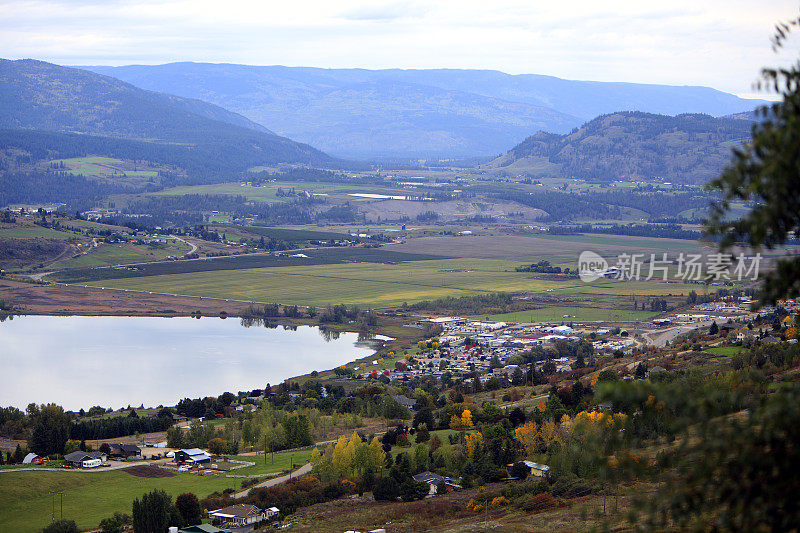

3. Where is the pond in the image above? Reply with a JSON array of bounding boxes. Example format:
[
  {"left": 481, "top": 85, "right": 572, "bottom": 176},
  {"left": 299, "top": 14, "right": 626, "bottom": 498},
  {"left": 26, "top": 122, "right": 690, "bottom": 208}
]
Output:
[{"left": 0, "top": 315, "right": 378, "bottom": 411}]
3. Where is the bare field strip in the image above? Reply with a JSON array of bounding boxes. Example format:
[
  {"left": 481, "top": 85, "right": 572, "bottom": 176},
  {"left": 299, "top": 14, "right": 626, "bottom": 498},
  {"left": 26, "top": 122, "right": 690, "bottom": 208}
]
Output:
[{"left": 384, "top": 233, "right": 711, "bottom": 261}]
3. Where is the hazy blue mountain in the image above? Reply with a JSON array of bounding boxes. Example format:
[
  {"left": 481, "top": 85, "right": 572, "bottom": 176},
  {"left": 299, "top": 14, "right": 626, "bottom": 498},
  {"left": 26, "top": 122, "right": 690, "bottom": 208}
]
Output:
[
  {"left": 489, "top": 111, "right": 753, "bottom": 184},
  {"left": 82, "top": 63, "right": 766, "bottom": 159},
  {"left": 0, "top": 59, "right": 333, "bottom": 171}
]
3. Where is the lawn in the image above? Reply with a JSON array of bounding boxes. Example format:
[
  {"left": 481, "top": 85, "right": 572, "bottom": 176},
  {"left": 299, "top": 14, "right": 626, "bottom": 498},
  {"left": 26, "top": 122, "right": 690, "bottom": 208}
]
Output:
[
  {"left": 0, "top": 469, "right": 231, "bottom": 531},
  {"left": 486, "top": 306, "right": 661, "bottom": 323},
  {"left": 229, "top": 448, "right": 314, "bottom": 476},
  {"left": 704, "top": 346, "right": 745, "bottom": 358},
  {"left": 0, "top": 448, "right": 312, "bottom": 532}
]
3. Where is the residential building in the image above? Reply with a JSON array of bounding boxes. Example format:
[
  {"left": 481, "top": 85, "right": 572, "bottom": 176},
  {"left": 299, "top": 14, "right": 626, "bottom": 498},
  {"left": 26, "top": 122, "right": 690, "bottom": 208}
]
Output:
[
  {"left": 63, "top": 451, "right": 107, "bottom": 468},
  {"left": 208, "top": 504, "right": 273, "bottom": 527}
]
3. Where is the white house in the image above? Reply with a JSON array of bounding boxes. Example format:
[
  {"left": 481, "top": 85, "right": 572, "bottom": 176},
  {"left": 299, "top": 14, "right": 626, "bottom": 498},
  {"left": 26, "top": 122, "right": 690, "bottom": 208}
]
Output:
[{"left": 208, "top": 504, "right": 270, "bottom": 527}]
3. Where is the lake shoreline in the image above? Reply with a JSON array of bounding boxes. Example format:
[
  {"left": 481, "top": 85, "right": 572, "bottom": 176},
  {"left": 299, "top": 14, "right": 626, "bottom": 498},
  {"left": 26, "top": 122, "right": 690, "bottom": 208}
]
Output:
[{"left": 0, "top": 315, "right": 393, "bottom": 411}]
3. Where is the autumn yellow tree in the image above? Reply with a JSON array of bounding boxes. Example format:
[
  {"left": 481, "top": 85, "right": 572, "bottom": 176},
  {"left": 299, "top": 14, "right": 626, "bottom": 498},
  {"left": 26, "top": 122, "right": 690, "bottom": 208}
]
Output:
[
  {"left": 464, "top": 432, "right": 483, "bottom": 459},
  {"left": 515, "top": 421, "right": 540, "bottom": 457}
]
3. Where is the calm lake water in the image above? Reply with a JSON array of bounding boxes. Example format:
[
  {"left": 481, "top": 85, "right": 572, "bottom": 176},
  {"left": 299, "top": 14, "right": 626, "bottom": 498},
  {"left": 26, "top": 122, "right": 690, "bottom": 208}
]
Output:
[{"left": 0, "top": 315, "right": 377, "bottom": 411}]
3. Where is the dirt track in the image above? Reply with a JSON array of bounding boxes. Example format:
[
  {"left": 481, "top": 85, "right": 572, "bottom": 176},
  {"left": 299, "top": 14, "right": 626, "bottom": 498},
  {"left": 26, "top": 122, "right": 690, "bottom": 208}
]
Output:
[{"left": 0, "top": 278, "right": 252, "bottom": 316}]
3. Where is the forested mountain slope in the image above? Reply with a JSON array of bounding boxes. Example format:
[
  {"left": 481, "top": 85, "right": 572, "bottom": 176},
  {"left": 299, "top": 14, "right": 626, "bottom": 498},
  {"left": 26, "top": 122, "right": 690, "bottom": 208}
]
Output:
[{"left": 490, "top": 111, "right": 753, "bottom": 183}]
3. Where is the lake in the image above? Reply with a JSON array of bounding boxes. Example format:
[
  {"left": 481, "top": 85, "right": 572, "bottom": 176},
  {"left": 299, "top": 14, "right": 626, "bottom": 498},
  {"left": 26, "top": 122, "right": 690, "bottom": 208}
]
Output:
[{"left": 0, "top": 315, "right": 378, "bottom": 411}]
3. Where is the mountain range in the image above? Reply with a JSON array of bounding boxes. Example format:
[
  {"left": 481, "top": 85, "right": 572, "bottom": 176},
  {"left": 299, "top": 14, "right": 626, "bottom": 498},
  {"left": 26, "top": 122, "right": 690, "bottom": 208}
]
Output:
[
  {"left": 0, "top": 59, "right": 333, "bottom": 176},
  {"left": 82, "top": 63, "right": 767, "bottom": 159},
  {"left": 489, "top": 111, "right": 754, "bottom": 183}
]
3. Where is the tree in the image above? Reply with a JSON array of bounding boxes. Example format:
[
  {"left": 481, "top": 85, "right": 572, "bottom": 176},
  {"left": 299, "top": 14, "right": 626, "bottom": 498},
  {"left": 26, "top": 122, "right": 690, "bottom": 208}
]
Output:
[
  {"left": 207, "top": 438, "right": 227, "bottom": 456},
  {"left": 709, "top": 321, "right": 719, "bottom": 335},
  {"left": 63, "top": 439, "right": 81, "bottom": 454},
  {"left": 174, "top": 493, "right": 203, "bottom": 526},
  {"left": 415, "top": 423, "right": 430, "bottom": 443},
  {"left": 373, "top": 476, "right": 399, "bottom": 501},
  {"left": 400, "top": 479, "right": 430, "bottom": 501},
  {"left": 282, "top": 415, "right": 313, "bottom": 448},
  {"left": 29, "top": 404, "right": 70, "bottom": 456},
  {"left": 41, "top": 520, "right": 78, "bottom": 533},
  {"left": 99, "top": 512, "right": 131, "bottom": 533},
  {"left": 705, "top": 14, "right": 800, "bottom": 305},
  {"left": 132, "top": 489, "right": 175, "bottom": 533},
  {"left": 634, "top": 385, "right": 800, "bottom": 530}
]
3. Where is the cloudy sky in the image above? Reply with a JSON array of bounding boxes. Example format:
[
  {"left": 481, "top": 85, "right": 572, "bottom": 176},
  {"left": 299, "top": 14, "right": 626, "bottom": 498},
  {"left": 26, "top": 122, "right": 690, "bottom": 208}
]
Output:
[{"left": 0, "top": 0, "right": 797, "bottom": 97}]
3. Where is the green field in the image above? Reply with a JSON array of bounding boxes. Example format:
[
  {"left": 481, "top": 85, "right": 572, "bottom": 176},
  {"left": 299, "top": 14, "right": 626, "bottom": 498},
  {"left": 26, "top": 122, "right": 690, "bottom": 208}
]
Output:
[
  {"left": 148, "top": 181, "right": 409, "bottom": 205},
  {"left": 0, "top": 226, "right": 78, "bottom": 240},
  {"left": 78, "top": 257, "right": 690, "bottom": 308},
  {"left": 48, "top": 248, "right": 447, "bottom": 283},
  {"left": 486, "top": 306, "right": 661, "bottom": 323},
  {"left": 0, "top": 448, "right": 313, "bottom": 532},
  {"left": 51, "top": 240, "right": 191, "bottom": 269},
  {"left": 704, "top": 346, "right": 745, "bottom": 357},
  {"left": 54, "top": 157, "right": 158, "bottom": 179}
]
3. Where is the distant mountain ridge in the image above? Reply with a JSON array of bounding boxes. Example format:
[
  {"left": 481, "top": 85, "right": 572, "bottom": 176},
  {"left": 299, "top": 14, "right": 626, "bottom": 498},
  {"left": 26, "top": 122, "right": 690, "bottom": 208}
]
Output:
[
  {"left": 0, "top": 59, "right": 334, "bottom": 177},
  {"left": 489, "top": 111, "right": 753, "bottom": 184},
  {"left": 0, "top": 59, "right": 277, "bottom": 139},
  {"left": 81, "top": 63, "right": 767, "bottom": 159}
]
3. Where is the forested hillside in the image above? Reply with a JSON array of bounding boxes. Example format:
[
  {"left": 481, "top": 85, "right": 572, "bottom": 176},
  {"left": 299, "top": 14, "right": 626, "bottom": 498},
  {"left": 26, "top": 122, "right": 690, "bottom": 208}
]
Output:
[
  {"left": 492, "top": 111, "right": 753, "bottom": 183},
  {"left": 0, "top": 59, "right": 340, "bottom": 206},
  {"left": 0, "top": 59, "right": 333, "bottom": 167}
]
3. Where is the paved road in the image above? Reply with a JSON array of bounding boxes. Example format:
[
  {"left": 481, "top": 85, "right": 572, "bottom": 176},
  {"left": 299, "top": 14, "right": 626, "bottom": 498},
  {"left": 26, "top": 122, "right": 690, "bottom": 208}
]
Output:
[
  {"left": 643, "top": 319, "right": 718, "bottom": 347},
  {"left": 233, "top": 462, "right": 312, "bottom": 499}
]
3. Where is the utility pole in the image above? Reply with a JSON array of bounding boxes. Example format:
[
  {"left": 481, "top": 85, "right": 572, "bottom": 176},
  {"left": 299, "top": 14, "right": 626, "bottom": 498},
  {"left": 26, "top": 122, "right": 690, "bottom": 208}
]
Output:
[{"left": 48, "top": 490, "right": 63, "bottom": 522}]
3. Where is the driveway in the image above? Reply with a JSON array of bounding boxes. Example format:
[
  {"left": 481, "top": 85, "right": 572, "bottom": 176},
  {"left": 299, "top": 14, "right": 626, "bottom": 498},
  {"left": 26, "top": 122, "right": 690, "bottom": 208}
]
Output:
[{"left": 233, "top": 462, "right": 312, "bottom": 499}]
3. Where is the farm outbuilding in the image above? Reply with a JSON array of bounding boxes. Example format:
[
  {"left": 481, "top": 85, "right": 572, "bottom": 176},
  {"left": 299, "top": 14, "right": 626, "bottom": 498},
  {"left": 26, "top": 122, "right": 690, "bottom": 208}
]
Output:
[{"left": 173, "top": 448, "right": 211, "bottom": 464}]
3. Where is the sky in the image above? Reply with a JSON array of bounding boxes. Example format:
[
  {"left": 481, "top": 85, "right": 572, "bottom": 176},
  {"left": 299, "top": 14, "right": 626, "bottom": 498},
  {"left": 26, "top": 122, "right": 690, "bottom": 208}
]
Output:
[{"left": 0, "top": 0, "right": 797, "bottom": 97}]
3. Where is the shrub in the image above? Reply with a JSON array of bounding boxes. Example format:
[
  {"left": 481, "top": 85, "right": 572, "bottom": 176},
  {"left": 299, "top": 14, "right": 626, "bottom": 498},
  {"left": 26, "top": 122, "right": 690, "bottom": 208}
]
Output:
[
  {"left": 516, "top": 492, "right": 558, "bottom": 513},
  {"left": 42, "top": 520, "right": 78, "bottom": 533}
]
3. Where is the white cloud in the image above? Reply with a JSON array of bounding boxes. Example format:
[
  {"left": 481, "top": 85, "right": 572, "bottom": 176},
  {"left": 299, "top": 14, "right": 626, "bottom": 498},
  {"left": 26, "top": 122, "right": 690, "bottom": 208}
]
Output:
[{"left": 0, "top": 0, "right": 797, "bottom": 94}]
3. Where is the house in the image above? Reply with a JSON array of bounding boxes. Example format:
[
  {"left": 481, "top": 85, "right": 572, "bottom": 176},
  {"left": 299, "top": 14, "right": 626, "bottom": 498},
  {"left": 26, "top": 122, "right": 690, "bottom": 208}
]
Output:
[
  {"left": 391, "top": 395, "right": 417, "bottom": 410},
  {"left": 172, "top": 413, "right": 188, "bottom": 424},
  {"left": 108, "top": 443, "right": 141, "bottom": 458},
  {"left": 178, "top": 525, "right": 231, "bottom": 533},
  {"left": 63, "top": 451, "right": 107, "bottom": 468},
  {"left": 412, "top": 471, "right": 461, "bottom": 495},
  {"left": 521, "top": 460, "right": 551, "bottom": 478},
  {"left": 174, "top": 448, "right": 212, "bottom": 464},
  {"left": 208, "top": 504, "right": 271, "bottom": 527}
]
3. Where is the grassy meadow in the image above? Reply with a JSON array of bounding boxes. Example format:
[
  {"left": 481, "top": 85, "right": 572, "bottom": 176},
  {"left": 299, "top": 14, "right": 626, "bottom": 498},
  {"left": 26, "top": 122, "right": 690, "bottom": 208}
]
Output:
[
  {"left": 0, "top": 448, "right": 313, "bottom": 532},
  {"left": 51, "top": 240, "right": 191, "bottom": 269}
]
